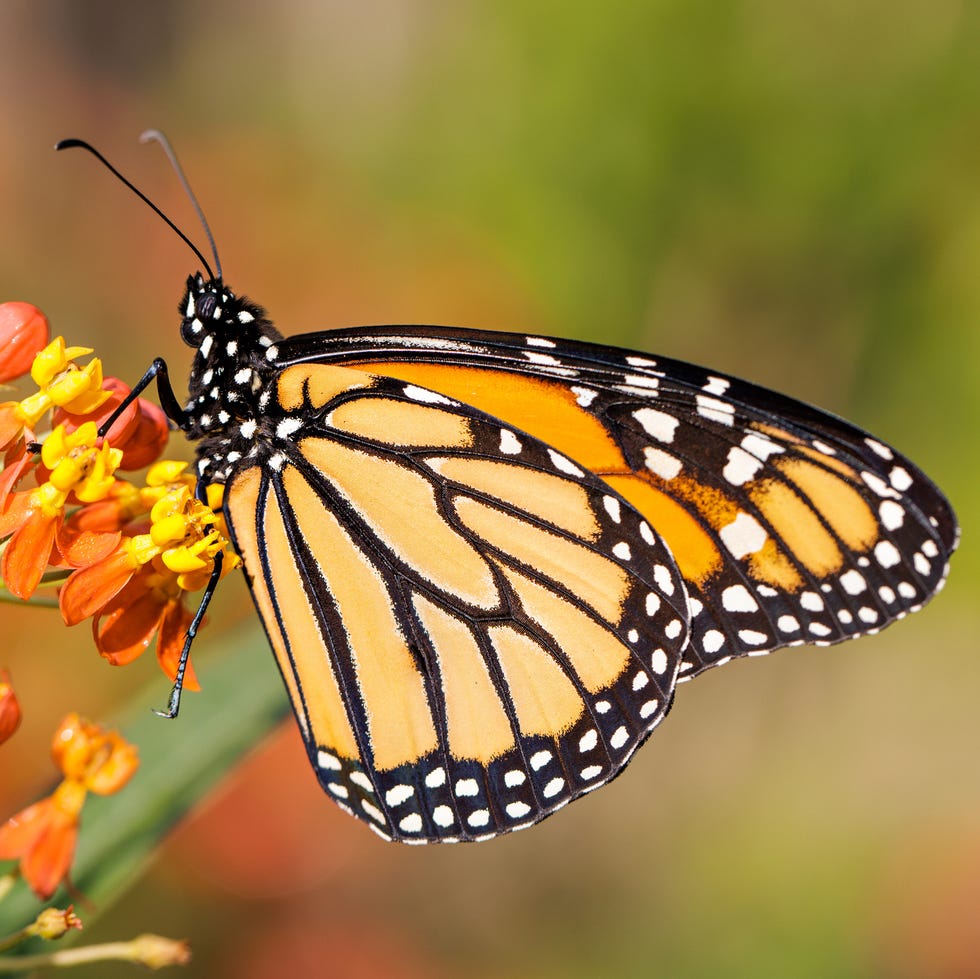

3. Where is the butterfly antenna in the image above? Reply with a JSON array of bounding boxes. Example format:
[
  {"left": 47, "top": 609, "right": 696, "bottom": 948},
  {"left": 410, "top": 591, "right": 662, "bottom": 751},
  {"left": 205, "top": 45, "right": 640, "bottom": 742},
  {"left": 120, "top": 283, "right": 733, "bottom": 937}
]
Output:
[
  {"left": 55, "top": 138, "right": 215, "bottom": 281},
  {"left": 140, "top": 129, "right": 223, "bottom": 282}
]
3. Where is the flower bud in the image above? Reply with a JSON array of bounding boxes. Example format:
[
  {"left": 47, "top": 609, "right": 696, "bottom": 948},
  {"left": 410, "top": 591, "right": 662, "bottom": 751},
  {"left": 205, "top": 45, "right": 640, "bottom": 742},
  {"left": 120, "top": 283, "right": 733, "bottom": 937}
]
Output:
[{"left": 0, "top": 302, "right": 50, "bottom": 383}]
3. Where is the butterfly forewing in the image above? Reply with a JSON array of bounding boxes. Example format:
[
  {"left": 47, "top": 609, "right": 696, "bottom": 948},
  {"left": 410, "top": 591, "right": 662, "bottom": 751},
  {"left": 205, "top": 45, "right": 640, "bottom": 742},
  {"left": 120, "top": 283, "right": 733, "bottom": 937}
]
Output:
[
  {"left": 278, "top": 325, "right": 957, "bottom": 679},
  {"left": 223, "top": 363, "right": 689, "bottom": 841}
]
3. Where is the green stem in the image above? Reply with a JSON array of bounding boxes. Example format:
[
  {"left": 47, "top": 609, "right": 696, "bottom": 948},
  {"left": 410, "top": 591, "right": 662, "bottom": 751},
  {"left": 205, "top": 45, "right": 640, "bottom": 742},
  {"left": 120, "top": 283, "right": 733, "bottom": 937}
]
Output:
[
  {"left": 0, "top": 928, "right": 30, "bottom": 956},
  {"left": 0, "top": 937, "right": 177, "bottom": 971}
]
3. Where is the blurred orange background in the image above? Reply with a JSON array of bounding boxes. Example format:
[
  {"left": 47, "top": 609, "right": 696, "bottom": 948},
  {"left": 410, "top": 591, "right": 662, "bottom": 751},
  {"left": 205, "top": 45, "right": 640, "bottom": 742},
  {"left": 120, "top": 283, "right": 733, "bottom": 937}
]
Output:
[{"left": 1, "top": 2, "right": 978, "bottom": 976}]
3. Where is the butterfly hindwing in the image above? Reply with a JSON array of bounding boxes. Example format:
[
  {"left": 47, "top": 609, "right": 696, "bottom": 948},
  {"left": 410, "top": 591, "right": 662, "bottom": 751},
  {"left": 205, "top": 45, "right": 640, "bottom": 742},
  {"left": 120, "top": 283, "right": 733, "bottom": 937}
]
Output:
[
  {"left": 278, "top": 325, "right": 957, "bottom": 679},
  {"left": 223, "top": 363, "right": 689, "bottom": 841}
]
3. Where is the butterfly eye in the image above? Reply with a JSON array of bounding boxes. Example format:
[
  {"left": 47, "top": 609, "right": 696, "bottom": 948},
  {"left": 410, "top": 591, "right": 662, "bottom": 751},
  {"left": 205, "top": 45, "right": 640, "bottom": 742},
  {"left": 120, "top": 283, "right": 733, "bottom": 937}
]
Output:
[
  {"left": 179, "top": 312, "right": 204, "bottom": 347},
  {"left": 197, "top": 293, "right": 218, "bottom": 320}
]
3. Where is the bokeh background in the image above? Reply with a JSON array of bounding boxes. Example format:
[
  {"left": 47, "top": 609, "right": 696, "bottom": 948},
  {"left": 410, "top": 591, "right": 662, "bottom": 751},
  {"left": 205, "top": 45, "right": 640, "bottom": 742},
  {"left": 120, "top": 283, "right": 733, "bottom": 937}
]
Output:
[{"left": 1, "top": 2, "right": 978, "bottom": 976}]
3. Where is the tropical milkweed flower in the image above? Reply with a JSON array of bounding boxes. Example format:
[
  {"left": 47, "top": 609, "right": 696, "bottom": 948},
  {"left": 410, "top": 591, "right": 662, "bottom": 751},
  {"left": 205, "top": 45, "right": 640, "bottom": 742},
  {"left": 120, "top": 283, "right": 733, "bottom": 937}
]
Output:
[
  {"left": 60, "top": 463, "right": 240, "bottom": 688},
  {"left": 0, "top": 421, "right": 124, "bottom": 599},
  {"left": 55, "top": 376, "right": 170, "bottom": 471},
  {"left": 0, "top": 310, "right": 238, "bottom": 689},
  {"left": 10, "top": 336, "right": 111, "bottom": 433},
  {"left": 0, "top": 713, "right": 138, "bottom": 899}
]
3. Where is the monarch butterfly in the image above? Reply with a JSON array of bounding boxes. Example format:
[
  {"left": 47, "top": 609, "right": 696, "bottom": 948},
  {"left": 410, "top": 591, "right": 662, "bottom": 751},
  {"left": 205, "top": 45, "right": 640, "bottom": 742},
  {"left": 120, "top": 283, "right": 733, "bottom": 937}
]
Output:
[{"left": 59, "top": 136, "right": 958, "bottom": 844}]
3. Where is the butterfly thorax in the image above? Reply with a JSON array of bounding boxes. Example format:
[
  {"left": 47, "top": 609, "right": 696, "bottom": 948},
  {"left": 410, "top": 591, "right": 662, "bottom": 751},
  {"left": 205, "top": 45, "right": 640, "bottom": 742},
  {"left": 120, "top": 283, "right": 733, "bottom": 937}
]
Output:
[{"left": 179, "top": 273, "right": 285, "bottom": 485}]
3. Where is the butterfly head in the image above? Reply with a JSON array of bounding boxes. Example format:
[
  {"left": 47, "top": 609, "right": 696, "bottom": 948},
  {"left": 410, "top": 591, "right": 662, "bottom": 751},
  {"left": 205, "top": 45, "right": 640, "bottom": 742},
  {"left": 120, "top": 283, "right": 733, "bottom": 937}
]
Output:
[
  {"left": 181, "top": 273, "right": 243, "bottom": 348},
  {"left": 178, "top": 273, "right": 285, "bottom": 451}
]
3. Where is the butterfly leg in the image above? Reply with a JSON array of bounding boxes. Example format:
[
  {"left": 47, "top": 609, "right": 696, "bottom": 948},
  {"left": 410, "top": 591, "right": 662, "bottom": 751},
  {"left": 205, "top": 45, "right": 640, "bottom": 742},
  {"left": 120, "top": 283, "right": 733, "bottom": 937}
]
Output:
[
  {"left": 24, "top": 358, "right": 187, "bottom": 455},
  {"left": 154, "top": 549, "right": 224, "bottom": 720},
  {"left": 97, "top": 357, "right": 189, "bottom": 439}
]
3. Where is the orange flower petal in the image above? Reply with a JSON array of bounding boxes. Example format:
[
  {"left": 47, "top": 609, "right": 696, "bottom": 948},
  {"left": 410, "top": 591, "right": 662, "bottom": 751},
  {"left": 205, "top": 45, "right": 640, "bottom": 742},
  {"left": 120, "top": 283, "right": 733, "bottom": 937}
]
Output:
[
  {"left": 0, "top": 491, "right": 34, "bottom": 540},
  {"left": 158, "top": 598, "right": 201, "bottom": 691},
  {"left": 93, "top": 583, "right": 164, "bottom": 666},
  {"left": 85, "top": 733, "right": 139, "bottom": 795},
  {"left": 0, "top": 404, "right": 25, "bottom": 451},
  {"left": 59, "top": 548, "right": 137, "bottom": 625},
  {"left": 54, "top": 522, "right": 122, "bottom": 570},
  {"left": 50, "top": 712, "right": 87, "bottom": 774},
  {"left": 2, "top": 510, "right": 59, "bottom": 599},
  {"left": 0, "top": 797, "right": 54, "bottom": 860},
  {"left": 67, "top": 490, "right": 145, "bottom": 535},
  {"left": 20, "top": 804, "right": 78, "bottom": 900},
  {"left": 0, "top": 451, "right": 35, "bottom": 511}
]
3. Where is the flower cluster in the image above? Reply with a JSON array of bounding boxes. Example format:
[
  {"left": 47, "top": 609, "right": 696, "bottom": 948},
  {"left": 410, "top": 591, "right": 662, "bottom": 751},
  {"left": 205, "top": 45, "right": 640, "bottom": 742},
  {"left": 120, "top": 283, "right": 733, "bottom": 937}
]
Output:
[
  {"left": 0, "top": 713, "right": 138, "bottom": 899},
  {"left": 0, "top": 301, "right": 239, "bottom": 685},
  {"left": 0, "top": 299, "right": 239, "bottom": 914}
]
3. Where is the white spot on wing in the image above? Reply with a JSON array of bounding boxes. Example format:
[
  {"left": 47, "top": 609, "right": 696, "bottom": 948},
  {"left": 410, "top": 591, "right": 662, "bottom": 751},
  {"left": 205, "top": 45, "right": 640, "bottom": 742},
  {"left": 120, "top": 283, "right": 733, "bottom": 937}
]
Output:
[
  {"left": 653, "top": 564, "right": 675, "bottom": 596},
  {"left": 722, "top": 584, "right": 759, "bottom": 612},
  {"left": 530, "top": 750, "right": 553, "bottom": 770},
  {"left": 879, "top": 500, "right": 905, "bottom": 530},
  {"left": 800, "top": 590, "right": 824, "bottom": 611},
  {"left": 405, "top": 384, "right": 453, "bottom": 405},
  {"left": 696, "top": 395, "right": 735, "bottom": 425},
  {"left": 425, "top": 767, "right": 446, "bottom": 788},
  {"left": 603, "top": 496, "right": 621, "bottom": 523},
  {"left": 874, "top": 540, "right": 901, "bottom": 568},
  {"left": 432, "top": 805, "right": 454, "bottom": 827},
  {"left": 623, "top": 374, "right": 660, "bottom": 390},
  {"left": 720, "top": 512, "right": 767, "bottom": 558},
  {"left": 548, "top": 450, "right": 583, "bottom": 477},
  {"left": 890, "top": 466, "right": 912, "bottom": 491},
  {"left": 633, "top": 408, "right": 679, "bottom": 443},
  {"left": 865, "top": 437, "right": 893, "bottom": 460},
  {"left": 499, "top": 430, "right": 522, "bottom": 455},
  {"left": 399, "top": 813, "right": 423, "bottom": 833},
  {"left": 386, "top": 785, "right": 415, "bottom": 806},
  {"left": 350, "top": 771, "right": 374, "bottom": 792},
  {"left": 702, "top": 376, "right": 730, "bottom": 396},
  {"left": 543, "top": 777, "right": 565, "bottom": 798},
  {"left": 723, "top": 446, "right": 763, "bottom": 486},
  {"left": 643, "top": 447, "right": 682, "bottom": 480},
  {"left": 840, "top": 569, "right": 867, "bottom": 595},
  {"left": 524, "top": 351, "right": 560, "bottom": 365},
  {"left": 741, "top": 432, "right": 784, "bottom": 459},
  {"left": 702, "top": 630, "right": 725, "bottom": 654}
]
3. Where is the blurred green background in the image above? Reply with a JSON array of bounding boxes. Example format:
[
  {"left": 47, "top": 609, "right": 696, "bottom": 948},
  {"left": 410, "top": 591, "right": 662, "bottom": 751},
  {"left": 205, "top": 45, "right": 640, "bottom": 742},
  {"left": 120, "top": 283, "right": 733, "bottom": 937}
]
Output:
[{"left": 1, "top": 1, "right": 978, "bottom": 976}]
